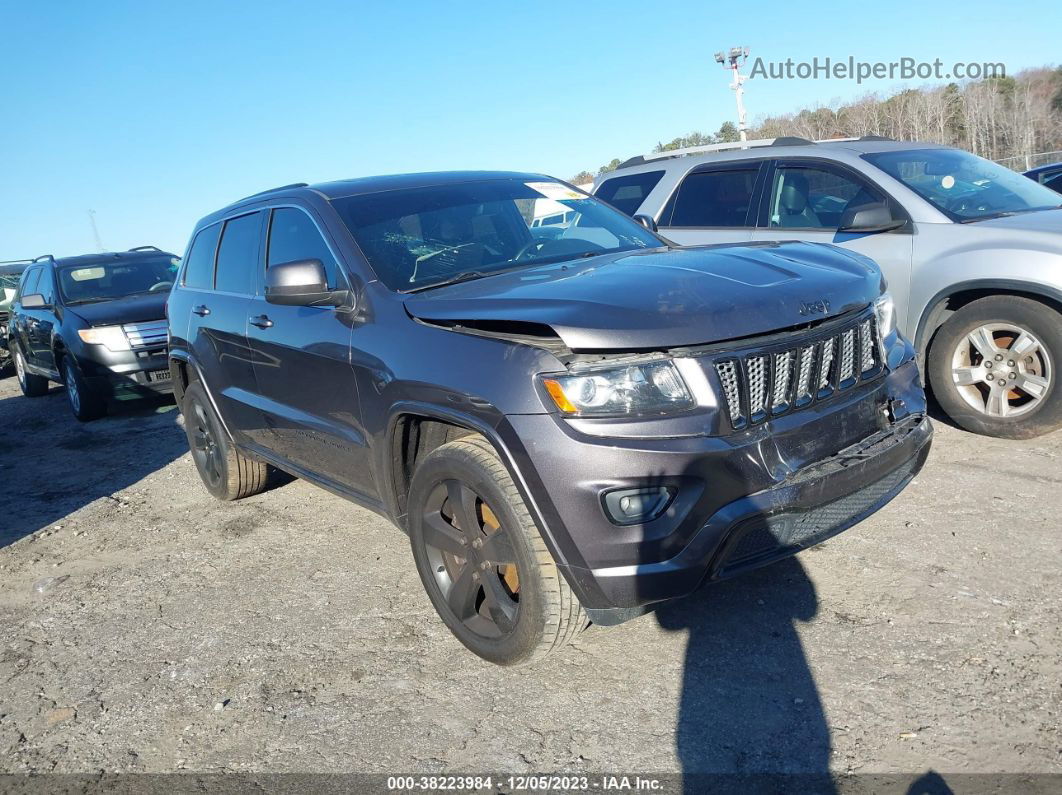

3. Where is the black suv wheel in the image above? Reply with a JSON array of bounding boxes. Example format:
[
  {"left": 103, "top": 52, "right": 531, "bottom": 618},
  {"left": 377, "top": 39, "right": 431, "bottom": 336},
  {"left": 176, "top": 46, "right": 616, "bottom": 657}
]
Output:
[
  {"left": 62, "top": 356, "right": 106, "bottom": 422},
  {"left": 182, "top": 381, "right": 269, "bottom": 501},
  {"left": 928, "top": 296, "right": 1062, "bottom": 438},
  {"left": 407, "top": 436, "right": 585, "bottom": 666},
  {"left": 14, "top": 348, "right": 48, "bottom": 397}
]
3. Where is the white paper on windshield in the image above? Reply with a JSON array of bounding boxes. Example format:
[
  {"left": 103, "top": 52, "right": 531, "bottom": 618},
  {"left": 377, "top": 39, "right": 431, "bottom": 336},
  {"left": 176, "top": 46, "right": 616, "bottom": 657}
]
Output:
[{"left": 525, "top": 182, "right": 585, "bottom": 201}]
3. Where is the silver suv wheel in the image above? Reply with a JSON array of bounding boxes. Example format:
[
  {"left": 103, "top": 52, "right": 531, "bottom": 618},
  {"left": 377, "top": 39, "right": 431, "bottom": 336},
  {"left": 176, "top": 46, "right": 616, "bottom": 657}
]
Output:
[{"left": 950, "top": 323, "right": 1051, "bottom": 418}]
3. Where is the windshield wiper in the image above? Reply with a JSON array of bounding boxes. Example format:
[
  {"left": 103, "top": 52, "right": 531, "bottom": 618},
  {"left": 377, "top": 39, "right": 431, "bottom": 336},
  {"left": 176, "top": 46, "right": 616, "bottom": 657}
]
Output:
[
  {"left": 960, "top": 205, "right": 1062, "bottom": 223},
  {"left": 406, "top": 270, "right": 491, "bottom": 293}
]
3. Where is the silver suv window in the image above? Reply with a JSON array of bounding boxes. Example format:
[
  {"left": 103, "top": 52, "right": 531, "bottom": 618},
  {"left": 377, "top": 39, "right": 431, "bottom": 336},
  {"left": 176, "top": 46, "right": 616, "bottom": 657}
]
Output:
[
  {"left": 666, "top": 168, "right": 758, "bottom": 228},
  {"left": 768, "top": 164, "right": 883, "bottom": 230}
]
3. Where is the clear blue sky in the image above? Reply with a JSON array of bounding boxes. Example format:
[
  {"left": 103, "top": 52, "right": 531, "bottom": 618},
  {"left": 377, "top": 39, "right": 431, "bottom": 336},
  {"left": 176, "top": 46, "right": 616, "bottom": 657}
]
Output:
[{"left": 1, "top": 0, "right": 1058, "bottom": 259}]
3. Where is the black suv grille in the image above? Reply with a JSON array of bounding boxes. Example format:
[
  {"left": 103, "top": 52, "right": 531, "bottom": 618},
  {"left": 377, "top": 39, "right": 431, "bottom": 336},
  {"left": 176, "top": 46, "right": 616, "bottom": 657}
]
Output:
[{"left": 712, "top": 312, "right": 883, "bottom": 429}]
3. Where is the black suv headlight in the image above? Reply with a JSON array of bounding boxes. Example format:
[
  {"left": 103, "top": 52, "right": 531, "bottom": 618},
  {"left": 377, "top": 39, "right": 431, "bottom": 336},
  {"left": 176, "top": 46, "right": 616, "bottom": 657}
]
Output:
[{"left": 540, "top": 360, "right": 695, "bottom": 417}]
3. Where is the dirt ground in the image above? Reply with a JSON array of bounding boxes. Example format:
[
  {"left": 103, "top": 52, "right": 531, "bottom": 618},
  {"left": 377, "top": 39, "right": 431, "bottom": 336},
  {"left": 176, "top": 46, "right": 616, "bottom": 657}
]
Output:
[{"left": 0, "top": 372, "right": 1059, "bottom": 782}]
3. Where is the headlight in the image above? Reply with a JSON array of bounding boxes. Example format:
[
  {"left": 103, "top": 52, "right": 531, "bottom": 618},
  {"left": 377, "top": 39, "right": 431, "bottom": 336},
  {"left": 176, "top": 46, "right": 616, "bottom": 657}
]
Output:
[
  {"left": 541, "top": 360, "right": 694, "bottom": 417},
  {"left": 77, "top": 325, "right": 130, "bottom": 352},
  {"left": 873, "top": 292, "right": 896, "bottom": 338}
]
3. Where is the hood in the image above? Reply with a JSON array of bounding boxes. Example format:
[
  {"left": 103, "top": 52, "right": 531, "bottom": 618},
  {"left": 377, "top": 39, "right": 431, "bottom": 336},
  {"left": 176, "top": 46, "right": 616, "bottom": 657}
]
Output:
[
  {"left": 66, "top": 292, "right": 168, "bottom": 327},
  {"left": 966, "top": 207, "right": 1062, "bottom": 234},
  {"left": 404, "top": 241, "right": 881, "bottom": 351}
]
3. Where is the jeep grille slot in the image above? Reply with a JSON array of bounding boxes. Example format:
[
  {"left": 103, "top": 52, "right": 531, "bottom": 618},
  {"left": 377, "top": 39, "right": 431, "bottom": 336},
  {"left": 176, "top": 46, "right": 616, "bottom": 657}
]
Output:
[
  {"left": 711, "top": 313, "right": 883, "bottom": 430},
  {"left": 715, "top": 360, "right": 744, "bottom": 426}
]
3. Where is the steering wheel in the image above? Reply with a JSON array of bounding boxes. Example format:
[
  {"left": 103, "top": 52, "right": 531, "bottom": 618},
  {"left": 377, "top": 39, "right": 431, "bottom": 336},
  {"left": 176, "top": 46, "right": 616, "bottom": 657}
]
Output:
[
  {"left": 513, "top": 239, "right": 549, "bottom": 261},
  {"left": 148, "top": 280, "right": 173, "bottom": 293}
]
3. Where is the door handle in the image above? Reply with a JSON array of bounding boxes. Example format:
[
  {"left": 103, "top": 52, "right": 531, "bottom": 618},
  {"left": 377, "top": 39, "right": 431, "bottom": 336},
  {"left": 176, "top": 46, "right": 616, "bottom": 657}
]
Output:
[
  {"left": 250, "top": 314, "right": 273, "bottom": 329},
  {"left": 192, "top": 304, "right": 210, "bottom": 317}
]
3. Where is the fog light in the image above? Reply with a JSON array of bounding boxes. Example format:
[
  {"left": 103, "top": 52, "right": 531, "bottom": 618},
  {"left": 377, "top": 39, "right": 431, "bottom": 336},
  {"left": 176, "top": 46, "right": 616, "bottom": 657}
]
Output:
[{"left": 602, "top": 486, "right": 675, "bottom": 526}]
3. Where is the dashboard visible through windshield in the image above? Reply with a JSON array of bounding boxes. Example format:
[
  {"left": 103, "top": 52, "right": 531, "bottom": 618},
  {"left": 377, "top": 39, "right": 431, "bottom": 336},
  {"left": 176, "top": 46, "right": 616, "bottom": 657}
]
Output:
[
  {"left": 863, "top": 148, "right": 1062, "bottom": 223},
  {"left": 58, "top": 257, "right": 180, "bottom": 304},
  {"left": 331, "top": 178, "right": 662, "bottom": 291}
]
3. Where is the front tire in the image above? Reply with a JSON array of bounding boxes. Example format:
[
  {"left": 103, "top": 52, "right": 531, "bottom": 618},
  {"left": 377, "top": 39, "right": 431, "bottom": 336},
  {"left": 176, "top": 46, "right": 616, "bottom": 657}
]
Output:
[
  {"left": 14, "top": 349, "right": 48, "bottom": 397},
  {"left": 928, "top": 296, "right": 1062, "bottom": 438},
  {"left": 407, "top": 436, "right": 585, "bottom": 666},
  {"left": 182, "top": 381, "right": 268, "bottom": 500},
  {"left": 62, "top": 356, "right": 106, "bottom": 422}
]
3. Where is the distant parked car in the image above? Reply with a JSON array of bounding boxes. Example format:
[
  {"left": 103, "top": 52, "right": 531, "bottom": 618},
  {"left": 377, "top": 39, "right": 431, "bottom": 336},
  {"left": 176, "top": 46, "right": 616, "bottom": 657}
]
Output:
[
  {"left": 595, "top": 138, "right": 1062, "bottom": 438},
  {"left": 0, "top": 260, "right": 32, "bottom": 371},
  {"left": 1024, "top": 162, "right": 1062, "bottom": 195},
  {"left": 7, "top": 247, "right": 179, "bottom": 420}
]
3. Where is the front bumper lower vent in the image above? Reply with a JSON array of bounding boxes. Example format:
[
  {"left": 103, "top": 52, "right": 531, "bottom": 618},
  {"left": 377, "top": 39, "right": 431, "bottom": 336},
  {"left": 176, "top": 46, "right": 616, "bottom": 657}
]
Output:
[{"left": 713, "top": 313, "right": 884, "bottom": 430}]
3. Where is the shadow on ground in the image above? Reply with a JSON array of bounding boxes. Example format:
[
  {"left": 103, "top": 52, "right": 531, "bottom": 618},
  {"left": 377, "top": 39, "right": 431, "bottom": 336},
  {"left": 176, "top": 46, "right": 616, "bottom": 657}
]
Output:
[{"left": 0, "top": 379, "right": 186, "bottom": 547}]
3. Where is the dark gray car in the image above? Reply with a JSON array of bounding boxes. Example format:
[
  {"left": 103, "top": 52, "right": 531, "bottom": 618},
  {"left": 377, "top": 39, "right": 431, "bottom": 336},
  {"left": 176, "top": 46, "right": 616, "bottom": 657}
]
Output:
[{"left": 167, "top": 172, "right": 932, "bottom": 665}]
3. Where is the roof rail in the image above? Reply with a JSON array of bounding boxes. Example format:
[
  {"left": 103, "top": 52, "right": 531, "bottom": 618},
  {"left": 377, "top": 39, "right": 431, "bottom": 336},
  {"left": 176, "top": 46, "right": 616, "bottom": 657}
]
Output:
[
  {"left": 238, "top": 182, "right": 310, "bottom": 202},
  {"left": 616, "top": 137, "right": 815, "bottom": 169},
  {"left": 128, "top": 245, "right": 163, "bottom": 253},
  {"left": 32, "top": 254, "right": 56, "bottom": 264},
  {"left": 0, "top": 259, "right": 34, "bottom": 266}
]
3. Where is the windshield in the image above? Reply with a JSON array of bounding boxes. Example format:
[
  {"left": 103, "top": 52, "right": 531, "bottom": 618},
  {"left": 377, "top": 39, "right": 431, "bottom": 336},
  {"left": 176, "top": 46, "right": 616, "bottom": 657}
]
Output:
[
  {"left": 58, "top": 256, "right": 180, "bottom": 304},
  {"left": 863, "top": 148, "right": 1062, "bottom": 222},
  {"left": 331, "top": 178, "right": 662, "bottom": 291}
]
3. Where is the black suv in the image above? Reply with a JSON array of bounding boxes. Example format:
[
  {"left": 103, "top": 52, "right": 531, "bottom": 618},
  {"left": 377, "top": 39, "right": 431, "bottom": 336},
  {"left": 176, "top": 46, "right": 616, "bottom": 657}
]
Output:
[
  {"left": 8, "top": 247, "right": 179, "bottom": 420},
  {"left": 167, "top": 172, "right": 932, "bottom": 665},
  {"left": 1, "top": 260, "right": 32, "bottom": 370}
]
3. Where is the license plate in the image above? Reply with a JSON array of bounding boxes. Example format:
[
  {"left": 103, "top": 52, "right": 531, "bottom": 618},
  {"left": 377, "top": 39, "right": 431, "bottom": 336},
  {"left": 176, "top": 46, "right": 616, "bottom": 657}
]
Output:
[{"left": 148, "top": 369, "right": 171, "bottom": 383}]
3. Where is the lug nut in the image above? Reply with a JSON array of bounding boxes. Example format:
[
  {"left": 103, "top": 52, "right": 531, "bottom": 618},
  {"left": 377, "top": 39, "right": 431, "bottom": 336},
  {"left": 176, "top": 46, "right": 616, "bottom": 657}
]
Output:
[
  {"left": 471, "top": 538, "right": 482, "bottom": 549},
  {"left": 998, "top": 379, "right": 1006, "bottom": 386},
  {"left": 472, "top": 572, "right": 479, "bottom": 581},
  {"left": 480, "top": 561, "right": 491, "bottom": 570},
  {"left": 1007, "top": 360, "right": 1015, "bottom": 367},
  {"left": 985, "top": 361, "right": 993, "bottom": 369},
  {"left": 1009, "top": 372, "right": 1017, "bottom": 380},
  {"left": 995, "top": 354, "right": 1004, "bottom": 361}
]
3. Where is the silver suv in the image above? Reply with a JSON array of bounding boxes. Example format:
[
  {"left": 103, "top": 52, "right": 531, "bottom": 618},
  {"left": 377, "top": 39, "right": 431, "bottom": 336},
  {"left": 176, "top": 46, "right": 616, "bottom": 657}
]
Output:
[{"left": 594, "top": 137, "right": 1062, "bottom": 438}]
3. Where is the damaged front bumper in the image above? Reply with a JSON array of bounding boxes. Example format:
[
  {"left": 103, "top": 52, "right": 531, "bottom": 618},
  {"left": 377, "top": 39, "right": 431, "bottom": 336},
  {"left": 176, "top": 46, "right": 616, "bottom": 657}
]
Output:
[{"left": 500, "top": 359, "right": 932, "bottom": 624}]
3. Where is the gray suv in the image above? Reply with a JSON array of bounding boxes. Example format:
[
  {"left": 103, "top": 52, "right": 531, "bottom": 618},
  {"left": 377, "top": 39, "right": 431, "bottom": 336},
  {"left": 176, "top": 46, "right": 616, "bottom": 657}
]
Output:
[
  {"left": 168, "top": 172, "right": 931, "bottom": 665},
  {"left": 595, "top": 137, "right": 1062, "bottom": 438}
]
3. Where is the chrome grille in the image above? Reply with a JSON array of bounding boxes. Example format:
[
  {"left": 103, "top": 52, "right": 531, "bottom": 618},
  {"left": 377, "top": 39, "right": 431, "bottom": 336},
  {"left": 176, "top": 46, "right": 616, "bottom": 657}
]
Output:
[
  {"left": 747, "top": 355, "right": 768, "bottom": 416},
  {"left": 715, "top": 360, "right": 743, "bottom": 425},
  {"left": 818, "top": 337, "right": 835, "bottom": 390},
  {"left": 122, "top": 320, "right": 167, "bottom": 348},
  {"left": 771, "top": 351, "right": 793, "bottom": 411},
  {"left": 838, "top": 328, "right": 856, "bottom": 383},
  {"left": 859, "top": 319, "right": 875, "bottom": 373},
  {"left": 711, "top": 313, "right": 883, "bottom": 429}
]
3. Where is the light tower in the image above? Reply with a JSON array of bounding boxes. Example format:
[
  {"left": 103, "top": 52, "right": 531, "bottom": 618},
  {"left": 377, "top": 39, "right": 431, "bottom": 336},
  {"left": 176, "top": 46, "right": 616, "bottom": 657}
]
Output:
[{"left": 714, "top": 47, "right": 750, "bottom": 144}]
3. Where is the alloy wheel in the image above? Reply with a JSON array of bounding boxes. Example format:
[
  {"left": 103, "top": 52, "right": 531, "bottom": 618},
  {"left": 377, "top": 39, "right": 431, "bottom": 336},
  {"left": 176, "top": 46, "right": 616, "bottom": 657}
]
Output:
[
  {"left": 65, "top": 360, "right": 81, "bottom": 415},
  {"left": 15, "top": 351, "right": 26, "bottom": 388},
  {"left": 421, "top": 479, "right": 521, "bottom": 639},
  {"left": 950, "top": 323, "right": 1052, "bottom": 418},
  {"left": 190, "top": 401, "right": 223, "bottom": 487}
]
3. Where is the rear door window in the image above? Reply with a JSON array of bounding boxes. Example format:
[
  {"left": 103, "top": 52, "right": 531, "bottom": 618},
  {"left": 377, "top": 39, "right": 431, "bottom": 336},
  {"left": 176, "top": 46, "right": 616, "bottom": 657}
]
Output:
[
  {"left": 266, "top": 207, "right": 340, "bottom": 289},
  {"left": 182, "top": 224, "right": 222, "bottom": 290},
  {"left": 214, "top": 213, "right": 262, "bottom": 294},
  {"left": 666, "top": 168, "right": 759, "bottom": 227},
  {"left": 596, "top": 170, "right": 665, "bottom": 216}
]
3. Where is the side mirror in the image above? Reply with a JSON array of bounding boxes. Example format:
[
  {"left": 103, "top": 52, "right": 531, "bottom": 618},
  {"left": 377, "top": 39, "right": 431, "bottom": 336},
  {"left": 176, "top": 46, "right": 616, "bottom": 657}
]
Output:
[
  {"left": 20, "top": 293, "right": 48, "bottom": 309},
  {"left": 265, "top": 259, "right": 348, "bottom": 307},
  {"left": 838, "top": 202, "right": 906, "bottom": 233},
  {"left": 633, "top": 213, "right": 658, "bottom": 233}
]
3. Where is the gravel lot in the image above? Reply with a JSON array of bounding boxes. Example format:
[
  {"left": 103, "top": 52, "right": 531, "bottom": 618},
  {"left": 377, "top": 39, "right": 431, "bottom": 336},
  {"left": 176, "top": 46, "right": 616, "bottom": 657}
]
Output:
[{"left": 0, "top": 372, "right": 1059, "bottom": 782}]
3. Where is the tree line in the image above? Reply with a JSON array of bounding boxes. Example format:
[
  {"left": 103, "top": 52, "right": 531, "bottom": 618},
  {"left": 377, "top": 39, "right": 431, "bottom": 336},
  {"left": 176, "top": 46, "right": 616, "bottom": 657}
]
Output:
[{"left": 569, "top": 66, "right": 1062, "bottom": 184}]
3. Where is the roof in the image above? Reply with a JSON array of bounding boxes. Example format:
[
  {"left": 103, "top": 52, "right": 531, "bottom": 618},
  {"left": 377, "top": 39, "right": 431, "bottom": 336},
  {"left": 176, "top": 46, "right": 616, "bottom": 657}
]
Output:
[
  {"left": 204, "top": 170, "right": 555, "bottom": 223},
  {"left": 606, "top": 138, "right": 952, "bottom": 176},
  {"left": 40, "top": 249, "right": 178, "bottom": 268},
  {"left": 1024, "top": 162, "right": 1062, "bottom": 176}
]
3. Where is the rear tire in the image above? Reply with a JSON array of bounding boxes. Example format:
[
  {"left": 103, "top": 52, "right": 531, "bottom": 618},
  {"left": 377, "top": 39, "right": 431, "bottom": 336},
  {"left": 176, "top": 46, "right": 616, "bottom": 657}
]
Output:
[
  {"left": 928, "top": 296, "right": 1062, "bottom": 438},
  {"left": 62, "top": 356, "right": 106, "bottom": 422},
  {"left": 407, "top": 436, "right": 585, "bottom": 666},
  {"left": 14, "top": 349, "right": 48, "bottom": 397},
  {"left": 182, "top": 381, "right": 268, "bottom": 500}
]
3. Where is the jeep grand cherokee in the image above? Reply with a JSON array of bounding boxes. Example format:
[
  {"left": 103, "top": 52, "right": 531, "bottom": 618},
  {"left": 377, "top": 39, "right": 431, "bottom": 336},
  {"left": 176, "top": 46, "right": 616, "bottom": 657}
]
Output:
[{"left": 167, "top": 172, "right": 932, "bottom": 665}]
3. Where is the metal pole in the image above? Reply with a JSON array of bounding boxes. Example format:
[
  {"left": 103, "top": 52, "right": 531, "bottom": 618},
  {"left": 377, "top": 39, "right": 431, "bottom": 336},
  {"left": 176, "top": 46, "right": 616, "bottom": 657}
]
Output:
[
  {"left": 731, "top": 63, "right": 748, "bottom": 143},
  {"left": 87, "top": 209, "right": 104, "bottom": 253}
]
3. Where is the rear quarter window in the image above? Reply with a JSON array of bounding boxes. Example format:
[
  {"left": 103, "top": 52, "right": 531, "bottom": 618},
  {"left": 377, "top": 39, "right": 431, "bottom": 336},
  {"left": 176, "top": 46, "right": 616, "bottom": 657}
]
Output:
[
  {"left": 595, "top": 171, "right": 665, "bottom": 216},
  {"left": 182, "top": 224, "right": 222, "bottom": 289}
]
